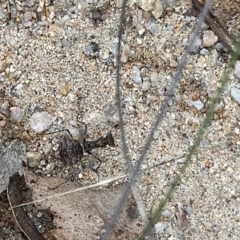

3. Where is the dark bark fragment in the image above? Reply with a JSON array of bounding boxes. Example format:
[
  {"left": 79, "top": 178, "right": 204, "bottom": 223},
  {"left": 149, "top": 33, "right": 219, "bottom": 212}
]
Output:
[{"left": 7, "top": 173, "right": 45, "bottom": 240}]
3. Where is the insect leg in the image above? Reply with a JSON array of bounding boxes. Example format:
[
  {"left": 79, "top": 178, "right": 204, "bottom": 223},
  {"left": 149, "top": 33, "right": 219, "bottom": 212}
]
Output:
[
  {"left": 47, "top": 129, "right": 73, "bottom": 139},
  {"left": 85, "top": 151, "right": 102, "bottom": 172}
]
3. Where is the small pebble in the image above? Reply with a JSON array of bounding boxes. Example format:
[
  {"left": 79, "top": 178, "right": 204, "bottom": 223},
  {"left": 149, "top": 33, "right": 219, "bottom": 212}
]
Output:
[
  {"left": 152, "top": 0, "right": 163, "bottom": 19},
  {"left": 153, "top": 130, "right": 160, "bottom": 140},
  {"left": 146, "top": 22, "right": 161, "bottom": 37},
  {"left": 234, "top": 61, "right": 240, "bottom": 78},
  {"left": 215, "top": 42, "right": 223, "bottom": 50},
  {"left": 161, "top": 209, "right": 172, "bottom": 218},
  {"left": 62, "top": 15, "right": 70, "bottom": 21},
  {"left": 44, "top": 162, "right": 55, "bottom": 174},
  {"left": 200, "top": 48, "right": 209, "bottom": 56},
  {"left": 40, "top": 160, "right": 46, "bottom": 166},
  {"left": 203, "top": 221, "right": 213, "bottom": 231},
  {"left": 142, "top": 80, "right": 151, "bottom": 91},
  {"left": 151, "top": 72, "right": 159, "bottom": 87},
  {"left": 202, "top": 30, "right": 218, "bottom": 47},
  {"left": 67, "top": 126, "right": 86, "bottom": 142},
  {"left": 68, "top": 93, "right": 77, "bottom": 102},
  {"left": 27, "top": 151, "right": 42, "bottom": 168},
  {"left": 133, "top": 66, "right": 142, "bottom": 84},
  {"left": 124, "top": 96, "right": 132, "bottom": 102},
  {"left": 121, "top": 44, "right": 130, "bottom": 63},
  {"left": 0, "top": 120, "right": 6, "bottom": 127},
  {"left": 165, "top": 225, "right": 174, "bottom": 235},
  {"left": 61, "top": 38, "right": 68, "bottom": 47},
  {"left": 60, "top": 81, "right": 71, "bottom": 96},
  {"left": 42, "top": 143, "right": 52, "bottom": 155},
  {"left": 155, "top": 222, "right": 168, "bottom": 234},
  {"left": 0, "top": 11, "right": 5, "bottom": 21},
  {"left": 90, "top": 9, "right": 102, "bottom": 21},
  {"left": 0, "top": 101, "right": 10, "bottom": 117},
  {"left": 23, "top": 12, "right": 32, "bottom": 23},
  {"left": 78, "top": 173, "right": 84, "bottom": 178},
  {"left": 104, "top": 104, "right": 120, "bottom": 125},
  {"left": 136, "top": 0, "right": 163, "bottom": 19},
  {"left": 15, "top": 83, "right": 23, "bottom": 93},
  {"left": 188, "top": 100, "right": 204, "bottom": 110},
  {"left": 10, "top": 5, "right": 17, "bottom": 19},
  {"left": 230, "top": 86, "right": 240, "bottom": 104},
  {"left": 48, "top": 23, "right": 66, "bottom": 39},
  {"left": 26, "top": 0, "right": 35, "bottom": 7},
  {"left": 0, "top": 61, "right": 7, "bottom": 73},
  {"left": 176, "top": 157, "right": 186, "bottom": 163},
  {"left": 169, "top": 56, "right": 178, "bottom": 68},
  {"left": 30, "top": 112, "right": 55, "bottom": 133},
  {"left": 10, "top": 107, "right": 24, "bottom": 123}
]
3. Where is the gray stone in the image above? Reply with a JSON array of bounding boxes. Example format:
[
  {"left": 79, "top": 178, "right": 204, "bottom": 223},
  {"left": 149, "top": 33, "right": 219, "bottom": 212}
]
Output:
[
  {"left": 10, "top": 5, "right": 17, "bottom": 19},
  {"left": 27, "top": 151, "right": 42, "bottom": 168},
  {"left": 188, "top": 100, "right": 204, "bottom": 110},
  {"left": 146, "top": 21, "right": 162, "bottom": 37},
  {"left": 62, "top": 15, "right": 70, "bottom": 21},
  {"left": 121, "top": 44, "right": 130, "bottom": 63},
  {"left": 182, "top": 37, "right": 188, "bottom": 46},
  {"left": 23, "top": 21, "right": 32, "bottom": 28},
  {"left": 155, "top": 222, "right": 168, "bottom": 234},
  {"left": 153, "top": 130, "right": 160, "bottom": 140},
  {"left": 44, "top": 162, "right": 55, "bottom": 174},
  {"left": 176, "top": 157, "right": 186, "bottom": 163},
  {"left": 26, "top": 0, "right": 35, "bottom": 7},
  {"left": 200, "top": 48, "right": 209, "bottom": 56},
  {"left": 142, "top": 80, "right": 150, "bottom": 91},
  {"left": 104, "top": 104, "right": 120, "bottom": 125},
  {"left": 161, "top": 209, "right": 172, "bottom": 218},
  {"left": 29, "top": 111, "right": 55, "bottom": 133},
  {"left": 0, "top": 101, "right": 10, "bottom": 117},
  {"left": 0, "top": 11, "right": 6, "bottom": 21},
  {"left": 203, "top": 221, "right": 213, "bottom": 231},
  {"left": 0, "top": 140, "right": 26, "bottom": 193},
  {"left": 10, "top": 107, "right": 24, "bottom": 123},
  {"left": 162, "top": 0, "right": 177, "bottom": 9},
  {"left": 140, "top": 67, "right": 148, "bottom": 77},
  {"left": 230, "top": 86, "right": 240, "bottom": 104},
  {"left": 215, "top": 42, "right": 223, "bottom": 50},
  {"left": 234, "top": 61, "right": 240, "bottom": 78},
  {"left": 23, "top": 12, "right": 32, "bottom": 22},
  {"left": 151, "top": 72, "right": 159, "bottom": 87},
  {"left": 135, "top": 0, "right": 163, "bottom": 19},
  {"left": 66, "top": 126, "right": 86, "bottom": 143},
  {"left": 0, "top": 61, "right": 7, "bottom": 73},
  {"left": 133, "top": 66, "right": 142, "bottom": 84},
  {"left": 15, "top": 83, "right": 23, "bottom": 93}
]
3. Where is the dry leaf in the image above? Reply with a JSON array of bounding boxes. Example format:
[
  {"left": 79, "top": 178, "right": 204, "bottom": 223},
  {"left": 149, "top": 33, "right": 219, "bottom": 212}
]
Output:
[{"left": 24, "top": 170, "right": 143, "bottom": 240}]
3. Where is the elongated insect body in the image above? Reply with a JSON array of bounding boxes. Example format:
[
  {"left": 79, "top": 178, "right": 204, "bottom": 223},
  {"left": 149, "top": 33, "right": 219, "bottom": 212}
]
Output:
[{"left": 60, "top": 137, "right": 84, "bottom": 165}]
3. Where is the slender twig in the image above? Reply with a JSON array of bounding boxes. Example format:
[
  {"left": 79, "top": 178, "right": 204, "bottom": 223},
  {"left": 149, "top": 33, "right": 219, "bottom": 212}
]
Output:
[
  {"left": 103, "top": 0, "right": 213, "bottom": 239},
  {"left": 12, "top": 174, "right": 127, "bottom": 208},
  {"left": 139, "top": 18, "right": 240, "bottom": 240}
]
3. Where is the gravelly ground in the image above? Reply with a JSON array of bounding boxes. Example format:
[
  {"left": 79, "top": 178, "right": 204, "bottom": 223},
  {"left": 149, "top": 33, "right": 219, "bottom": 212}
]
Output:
[{"left": 1, "top": 0, "right": 240, "bottom": 239}]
